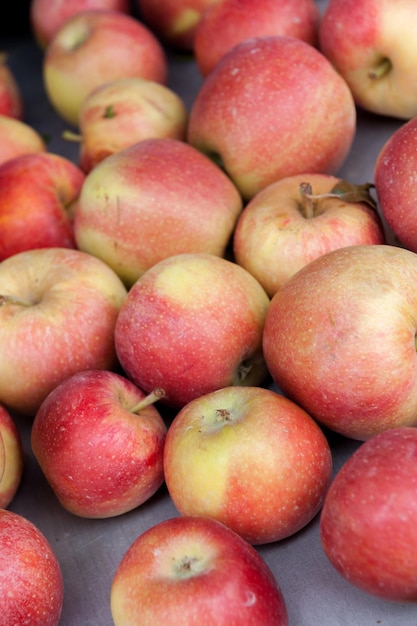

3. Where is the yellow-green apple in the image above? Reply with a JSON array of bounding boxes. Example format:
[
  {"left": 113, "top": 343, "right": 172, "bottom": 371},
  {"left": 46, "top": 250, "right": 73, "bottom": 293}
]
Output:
[
  {"left": 233, "top": 174, "right": 385, "bottom": 297},
  {"left": 0, "top": 53, "right": 23, "bottom": 119},
  {"left": 187, "top": 36, "right": 356, "bottom": 200},
  {"left": 73, "top": 138, "right": 243, "bottom": 285},
  {"left": 0, "top": 152, "right": 85, "bottom": 261},
  {"left": 320, "top": 427, "right": 417, "bottom": 601},
  {"left": 30, "top": 0, "right": 131, "bottom": 49},
  {"left": 110, "top": 515, "right": 289, "bottom": 626},
  {"left": 164, "top": 386, "right": 332, "bottom": 545},
  {"left": 31, "top": 370, "right": 167, "bottom": 518},
  {"left": 0, "top": 247, "right": 127, "bottom": 416},
  {"left": 114, "top": 253, "right": 270, "bottom": 408},
  {"left": 263, "top": 244, "right": 417, "bottom": 441},
  {"left": 319, "top": 0, "right": 417, "bottom": 119},
  {"left": 43, "top": 9, "right": 168, "bottom": 127},
  {"left": 0, "top": 509, "right": 64, "bottom": 625},
  {"left": 65, "top": 77, "right": 188, "bottom": 173},
  {"left": 0, "top": 114, "right": 46, "bottom": 166},
  {"left": 0, "top": 404, "right": 24, "bottom": 509},
  {"left": 194, "top": 0, "right": 320, "bottom": 77}
]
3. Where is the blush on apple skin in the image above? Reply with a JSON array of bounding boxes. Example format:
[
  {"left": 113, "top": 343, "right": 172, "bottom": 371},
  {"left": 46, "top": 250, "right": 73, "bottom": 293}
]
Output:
[
  {"left": 0, "top": 404, "right": 24, "bottom": 509},
  {"left": 0, "top": 56, "right": 23, "bottom": 119}
]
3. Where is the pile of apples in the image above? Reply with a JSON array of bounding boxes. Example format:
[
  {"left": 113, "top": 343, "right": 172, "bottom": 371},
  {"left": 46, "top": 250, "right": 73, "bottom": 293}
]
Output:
[{"left": 1, "top": 0, "right": 417, "bottom": 623}]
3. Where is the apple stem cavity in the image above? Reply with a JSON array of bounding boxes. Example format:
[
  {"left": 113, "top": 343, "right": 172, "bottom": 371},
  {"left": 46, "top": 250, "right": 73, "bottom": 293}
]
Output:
[
  {"left": 129, "top": 388, "right": 166, "bottom": 414},
  {"left": 0, "top": 294, "right": 32, "bottom": 307},
  {"left": 368, "top": 57, "right": 392, "bottom": 80}
]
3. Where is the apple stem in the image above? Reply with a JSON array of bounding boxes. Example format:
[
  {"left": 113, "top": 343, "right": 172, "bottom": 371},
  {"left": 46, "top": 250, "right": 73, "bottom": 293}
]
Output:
[
  {"left": 299, "top": 182, "right": 317, "bottom": 219},
  {"left": 62, "top": 129, "right": 82, "bottom": 143},
  {"left": 368, "top": 58, "right": 392, "bottom": 80},
  {"left": 0, "top": 294, "right": 32, "bottom": 307},
  {"left": 130, "top": 388, "right": 166, "bottom": 414}
]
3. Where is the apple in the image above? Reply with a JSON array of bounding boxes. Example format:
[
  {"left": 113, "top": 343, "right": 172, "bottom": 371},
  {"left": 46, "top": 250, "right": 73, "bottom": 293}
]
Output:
[
  {"left": 0, "top": 247, "right": 127, "bottom": 417},
  {"left": 319, "top": 0, "right": 417, "bottom": 119},
  {"left": 0, "top": 114, "right": 46, "bottom": 166},
  {"left": 233, "top": 174, "right": 385, "bottom": 297},
  {"left": 31, "top": 369, "right": 167, "bottom": 518},
  {"left": 114, "top": 253, "right": 270, "bottom": 408},
  {"left": 0, "top": 53, "right": 23, "bottom": 119},
  {"left": 64, "top": 76, "right": 188, "bottom": 173},
  {"left": 30, "top": 0, "right": 131, "bottom": 49},
  {"left": 0, "top": 508, "right": 64, "bottom": 625},
  {"left": 320, "top": 427, "right": 417, "bottom": 601},
  {"left": 164, "top": 386, "right": 332, "bottom": 545},
  {"left": 73, "top": 138, "right": 243, "bottom": 285},
  {"left": 263, "top": 244, "right": 417, "bottom": 441},
  {"left": 0, "top": 152, "right": 85, "bottom": 261},
  {"left": 43, "top": 9, "right": 168, "bottom": 127},
  {"left": 110, "top": 515, "right": 289, "bottom": 625},
  {"left": 194, "top": 0, "right": 320, "bottom": 77},
  {"left": 0, "top": 404, "right": 24, "bottom": 509},
  {"left": 187, "top": 36, "right": 356, "bottom": 200}
]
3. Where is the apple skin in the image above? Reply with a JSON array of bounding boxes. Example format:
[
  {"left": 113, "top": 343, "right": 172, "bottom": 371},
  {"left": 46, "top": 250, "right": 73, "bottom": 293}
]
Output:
[
  {"left": 74, "top": 138, "right": 243, "bottom": 286},
  {"left": 194, "top": 0, "right": 320, "bottom": 77},
  {"left": 319, "top": 0, "right": 417, "bottom": 119},
  {"left": 114, "top": 253, "right": 270, "bottom": 408},
  {"left": 0, "top": 404, "right": 24, "bottom": 509},
  {"left": 164, "top": 386, "right": 332, "bottom": 545},
  {"left": 320, "top": 427, "right": 417, "bottom": 601},
  {"left": 0, "top": 54, "right": 23, "bottom": 119},
  {"left": 30, "top": 0, "right": 131, "bottom": 49},
  {"left": 0, "top": 152, "right": 85, "bottom": 261},
  {"left": 0, "top": 114, "right": 46, "bottom": 166},
  {"left": 187, "top": 36, "right": 356, "bottom": 200},
  {"left": 75, "top": 77, "right": 188, "bottom": 172},
  {"left": 0, "top": 247, "right": 127, "bottom": 417},
  {"left": 43, "top": 9, "right": 168, "bottom": 127},
  {"left": 110, "top": 515, "right": 289, "bottom": 626},
  {"left": 31, "top": 369, "right": 167, "bottom": 518},
  {"left": 263, "top": 244, "right": 417, "bottom": 441},
  {"left": 0, "top": 509, "right": 64, "bottom": 625},
  {"left": 233, "top": 173, "right": 385, "bottom": 297}
]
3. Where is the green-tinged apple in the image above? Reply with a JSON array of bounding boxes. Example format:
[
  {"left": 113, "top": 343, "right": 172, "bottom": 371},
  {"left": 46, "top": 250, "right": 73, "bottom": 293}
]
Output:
[
  {"left": 0, "top": 152, "right": 85, "bottom": 261},
  {"left": 0, "top": 404, "right": 23, "bottom": 509},
  {"left": 30, "top": 0, "right": 131, "bottom": 48},
  {"left": 66, "top": 77, "right": 188, "bottom": 172},
  {"left": 320, "top": 427, "right": 417, "bottom": 601},
  {"left": 233, "top": 174, "right": 385, "bottom": 297},
  {"left": 43, "top": 9, "right": 167, "bottom": 127},
  {"left": 0, "top": 247, "right": 127, "bottom": 416},
  {"left": 0, "top": 509, "right": 64, "bottom": 625},
  {"left": 115, "top": 253, "right": 270, "bottom": 408},
  {"left": 110, "top": 515, "right": 289, "bottom": 626},
  {"left": 0, "top": 53, "right": 23, "bottom": 119},
  {"left": 187, "top": 36, "right": 356, "bottom": 200},
  {"left": 263, "top": 244, "right": 417, "bottom": 441},
  {"left": 319, "top": 0, "right": 417, "bottom": 119},
  {"left": 74, "top": 138, "right": 243, "bottom": 285},
  {"left": 164, "top": 386, "right": 332, "bottom": 545},
  {"left": 0, "top": 114, "right": 46, "bottom": 166},
  {"left": 31, "top": 370, "right": 167, "bottom": 518},
  {"left": 194, "top": 0, "right": 320, "bottom": 77}
]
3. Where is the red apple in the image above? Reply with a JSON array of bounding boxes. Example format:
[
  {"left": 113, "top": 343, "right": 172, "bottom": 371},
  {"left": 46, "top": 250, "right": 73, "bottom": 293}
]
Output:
[
  {"left": 0, "top": 114, "right": 46, "bottom": 166},
  {"left": 31, "top": 369, "right": 167, "bottom": 518},
  {"left": 194, "top": 0, "right": 320, "bottom": 77},
  {"left": 0, "top": 404, "right": 24, "bottom": 509},
  {"left": 73, "top": 138, "right": 243, "bottom": 285},
  {"left": 114, "top": 253, "right": 270, "bottom": 408},
  {"left": 110, "top": 515, "right": 289, "bottom": 625},
  {"left": 0, "top": 152, "right": 85, "bottom": 261},
  {"left": 320, "top": 427, "right": 417, "bottom": 601},
  {"left": 187, "top": 36, "right": 356, "bottom": 200},
  {"left": 233, "top": 174, "right": 385, "bottom": 297},
  {"left": 164, "top": 386, "right": 332, "bottom": 545},
  {"left": 0, "top": 247, "right": 127, "bottom": 416},
  {"left": 0, "top": 509, "right": 64, "bottom": 625},
  {"left": 263, "top": 244, "right": 417, "bottom": 441},
  {"left": 43, "top": 9, "right": 168, "bottom": 127},
  {"left": 0, "top": 53, "right": 23, "bottom": 119}
]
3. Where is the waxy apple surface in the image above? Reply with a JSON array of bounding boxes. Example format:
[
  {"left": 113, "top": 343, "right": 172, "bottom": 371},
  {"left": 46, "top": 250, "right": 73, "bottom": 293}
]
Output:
[
  {"left": 0, "top": 114, "right": 46, "bottom": 166},
  {"left": 0, "top": 404, "right": 23, "bottom": 509}
]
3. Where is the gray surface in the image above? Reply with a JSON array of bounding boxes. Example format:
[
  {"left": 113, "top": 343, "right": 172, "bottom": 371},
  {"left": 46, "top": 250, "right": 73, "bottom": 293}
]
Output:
[{"left": 4, "top": 2, "right": 417, "bottom": 624}]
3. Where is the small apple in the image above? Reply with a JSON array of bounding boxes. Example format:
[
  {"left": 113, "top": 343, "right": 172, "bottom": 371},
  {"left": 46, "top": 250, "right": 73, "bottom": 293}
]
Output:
[
  {"left": 0, "top": 404, "right": 24, "bottom": 509},
  {"left": 43, "top": 9, "right": 168, "bottom": 127},
  {"left": 0, "top": 508, "right": 64, "bottom": 625},
  {"left": 233, "top": 174, "right": 385, "bottom": 297},
  {"left": 194, "top": 0, "right": 320, "bottom": 77},
  {"left": 0, "top": 152, "right": 85, "bottom": 261},
  {"left": 73, "top": 138, "right": 243, "bottom": 285},
  {"left": 320, "top": 427, "right": 417, "bottom": 601},
  {"left": 31, "top": 369, "right": 167, "bottom": 518},
  {"left": 263, "top": 244, "right": 417, "bottom": 441},
  {"left": 0, "top": 247, "right": 127, "bottom": 416},
  {"left": 0, "top": 114, "right": 46, "bottom": 166},
  {"left": 164, "top": 386, "right": 332, "bottom": 545},
  {"left": 114, "top": 253, "right": 270, "bottom": 408},
  {"left": 187, "top": 36, "right": 356, "bottom": 200},
  {"left": 110, "top": 515, "right": 289, "bottom": 625},
  {"left": 0, "top": 53, "right": 23, "bottom": 119}
]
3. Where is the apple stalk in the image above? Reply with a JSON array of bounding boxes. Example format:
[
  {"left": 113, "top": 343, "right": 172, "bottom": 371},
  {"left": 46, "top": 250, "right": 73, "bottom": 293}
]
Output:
[{"left": 129, "top": 388, "right": 165, "bottom": 414}]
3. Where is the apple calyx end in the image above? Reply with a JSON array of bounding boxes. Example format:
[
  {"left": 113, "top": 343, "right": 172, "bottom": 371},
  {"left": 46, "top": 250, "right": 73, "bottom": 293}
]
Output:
[
  {"left": 368, "top": 57, "right": 392, "bottom": 81},
  {"left": 129, "top": 388, "right": 166, "bottom": 414},
  {"left": 173, "top": 555, "right": 206, "bottom": 579}
]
